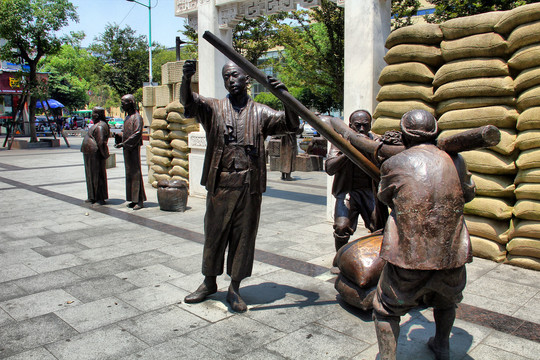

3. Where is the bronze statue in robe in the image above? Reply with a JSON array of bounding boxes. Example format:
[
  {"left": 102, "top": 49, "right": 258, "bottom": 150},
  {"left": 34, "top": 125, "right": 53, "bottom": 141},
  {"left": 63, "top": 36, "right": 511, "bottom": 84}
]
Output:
[
  {"left": 372, "top": 110, "right": 476, "bottom": 360},
  {"left": 180, "top": 59, "right": 299, "bottom": 312},
  {"left": 81, "top": 107, "right": 110, "bottom": 205},
  {"left": 115, "top": 94, "right": 146, "bottom": 210}
]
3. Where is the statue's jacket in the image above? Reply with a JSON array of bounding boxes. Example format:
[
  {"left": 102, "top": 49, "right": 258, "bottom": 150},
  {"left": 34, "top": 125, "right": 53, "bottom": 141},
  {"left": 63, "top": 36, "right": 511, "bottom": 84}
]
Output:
[
  {"left": 378, "top": 144, "right": 476, "bottom": 270},
  {"left": 185, "top": 93, "right": 298, "bottom": 195}
]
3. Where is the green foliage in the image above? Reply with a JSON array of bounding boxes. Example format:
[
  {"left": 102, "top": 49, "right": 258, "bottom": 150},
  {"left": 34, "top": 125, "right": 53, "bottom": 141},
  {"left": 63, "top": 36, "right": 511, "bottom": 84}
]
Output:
[
  {"left": 426, "top": 0, "right": 537, "bottom": 22},
  {"left": 89, "top": 23, "right": 149, "bottom": 97},
  {"left": 275, "top": 0, "right": 344, "bottom": 113},
  {"left": 0, "top": 0, "right": 78, "bottom": 141},
  {"left": 152, "top": 46, "right": 177, "bottom": 85},
  {"left": 392, "top": 0, "right": 422, "bottom": 29},
  {"left": 233, "top": 13, "right": 288, "bottom": 64},
  {"left": 254, "top": 92, "right": 282, "bottom": 110}
]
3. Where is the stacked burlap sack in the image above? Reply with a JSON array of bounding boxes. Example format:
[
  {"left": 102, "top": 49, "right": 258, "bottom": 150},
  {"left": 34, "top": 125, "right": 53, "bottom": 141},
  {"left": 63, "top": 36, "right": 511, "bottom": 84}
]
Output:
[
  {"left": 372, "top": 24, "right": 442, "bottom": 134},
  {"left": 498, "top": 3, "right": 540, "bottom": 270},
  {"left": 147, "top": 101, "right": 199, "bottom": 188},
  {"left": 434, "top": 11, "right": 516, "bottom": 263}
]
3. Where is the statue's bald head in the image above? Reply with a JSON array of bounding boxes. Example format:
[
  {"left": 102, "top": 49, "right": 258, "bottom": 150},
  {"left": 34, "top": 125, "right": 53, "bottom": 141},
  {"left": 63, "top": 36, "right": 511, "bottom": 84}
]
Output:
[
  {"left": 222, "top": 61, "right": 250, "bottom": 95},
  {"left": 222, "top": 61, "right": 246, "bottom": 76}
]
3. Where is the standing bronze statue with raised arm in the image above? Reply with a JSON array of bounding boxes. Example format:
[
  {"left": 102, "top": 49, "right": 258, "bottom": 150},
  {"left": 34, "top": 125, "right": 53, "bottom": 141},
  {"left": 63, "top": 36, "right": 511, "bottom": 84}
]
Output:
[
  {"left": 372, "top": 110, "right": 476, "bottom": 360},
  {"left": 115, "top": 94, "right": 146, "bottom": 210},
  {"left": 180, "top": 59, "right": 299, "bottom": 312},
  {"left": 81, "top": 107, "right": 110, "bottom": 205}
]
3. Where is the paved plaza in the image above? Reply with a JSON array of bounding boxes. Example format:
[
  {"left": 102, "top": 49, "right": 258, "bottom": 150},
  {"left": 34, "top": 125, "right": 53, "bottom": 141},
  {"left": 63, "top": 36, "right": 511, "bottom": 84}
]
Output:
[{"left": 0, "top": 136, "right": 538, "bottom": 359}]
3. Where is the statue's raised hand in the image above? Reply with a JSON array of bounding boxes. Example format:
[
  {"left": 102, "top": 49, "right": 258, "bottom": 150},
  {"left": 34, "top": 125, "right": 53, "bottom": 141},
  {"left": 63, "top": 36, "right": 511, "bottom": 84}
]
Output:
[
  {"left": 267, "top": 75, "right": 288, "bottom": 92},
  {"left": 183, "top": 60, "right": 197, "bottom": 79}
]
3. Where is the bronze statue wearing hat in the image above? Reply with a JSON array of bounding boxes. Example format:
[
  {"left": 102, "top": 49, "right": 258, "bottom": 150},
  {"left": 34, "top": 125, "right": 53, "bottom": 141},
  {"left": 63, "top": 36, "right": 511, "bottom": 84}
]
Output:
[{"left": 372, "top": 109, "right": 476, "bottom": 360}]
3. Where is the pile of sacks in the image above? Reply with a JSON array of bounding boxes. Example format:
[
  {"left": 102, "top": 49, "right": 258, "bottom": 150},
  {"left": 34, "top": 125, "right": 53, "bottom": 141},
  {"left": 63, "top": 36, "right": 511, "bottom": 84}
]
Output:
[
  {"left": 370, "top": 3, "right": 540, "bottom": 270},
  {"left": 436, "top": 11, "right": 516, "bottom": 263},
  {"left": 503, "top": 4, "right": 540, "bottom": 270},
  {"left": 372, "top": 23, "right": 441, "bottom": 134},
  {"left": 147, "top": 101, "right": 199, "bottom": 188}
]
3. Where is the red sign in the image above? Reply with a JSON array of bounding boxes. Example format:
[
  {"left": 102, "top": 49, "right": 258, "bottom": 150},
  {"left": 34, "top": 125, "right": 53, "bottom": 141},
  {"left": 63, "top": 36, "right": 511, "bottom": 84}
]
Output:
[{"left": 0, "top": 72, "right": 23, "bottom": 94}]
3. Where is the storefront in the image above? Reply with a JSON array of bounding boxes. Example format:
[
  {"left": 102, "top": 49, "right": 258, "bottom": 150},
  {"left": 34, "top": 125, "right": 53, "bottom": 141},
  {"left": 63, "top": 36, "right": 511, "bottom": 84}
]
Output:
[{"left": 0, "top": 70, "right": 23, "bottom": 135}]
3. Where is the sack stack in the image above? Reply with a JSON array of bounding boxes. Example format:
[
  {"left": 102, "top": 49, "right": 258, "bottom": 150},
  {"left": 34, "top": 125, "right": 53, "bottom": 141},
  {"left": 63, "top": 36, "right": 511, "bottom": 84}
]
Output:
[
  {"left": 433, "top": 11, "right": 515, "bottom": 262},
  {"left": 166, "top": 101, "right": 199, "bottom": 185},
  {"left": 498, "top": 3, "right": 540, "bottom": 270},
  {"left": 372, "top": 24, "right": 442, "bottom": 134},
  {"left": 146, "top": 101, "right": 199, "bottom": 188},
  {"left": 149, "top": 107, "right": 173, "bottom": 186}
]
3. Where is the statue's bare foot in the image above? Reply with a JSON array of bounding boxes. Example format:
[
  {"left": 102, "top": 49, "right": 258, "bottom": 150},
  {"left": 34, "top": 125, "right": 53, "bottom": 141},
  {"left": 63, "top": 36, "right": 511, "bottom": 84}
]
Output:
[
  {"left": 184, "top": 282, "right": 217, "bottom": 303},
  {"left": 226, "top": 285, "right": 247, "bottom": 312},
  {"left": 133, "top": 203, "right": 144, "bottom": 210},
  {"left": 427, "top": 337, "right": 450, "bottom": 360}
]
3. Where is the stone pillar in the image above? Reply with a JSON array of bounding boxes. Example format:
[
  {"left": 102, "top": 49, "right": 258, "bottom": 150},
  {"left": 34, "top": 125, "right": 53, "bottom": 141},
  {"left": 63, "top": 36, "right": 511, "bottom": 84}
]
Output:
[
  {"left": 327, "top": 0, "right": 391, "bottom": 221},
  {"left": 187, "top": 0, "right": 233, "bottom": 197},
  {"left": 197, "top": 0, "right": 232, "bottom": 98}
]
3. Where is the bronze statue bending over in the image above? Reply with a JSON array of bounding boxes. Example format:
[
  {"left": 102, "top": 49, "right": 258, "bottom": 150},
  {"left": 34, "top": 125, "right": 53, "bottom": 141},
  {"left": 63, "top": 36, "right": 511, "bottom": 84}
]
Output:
[
  {"left": 81, "top": 107, "right": 110, "bottom": 205},
  {"left": 180, "top": 60, "right": 300, "bottom": 312},
  {"left": 372, "top": 110, "right": 476, "bottom": 360},
  {"left": 325, "top": 110, "right": 387, "bottom": 254},
  {"left": 115, "top": 94, "right": 146, "bottom": 210}
]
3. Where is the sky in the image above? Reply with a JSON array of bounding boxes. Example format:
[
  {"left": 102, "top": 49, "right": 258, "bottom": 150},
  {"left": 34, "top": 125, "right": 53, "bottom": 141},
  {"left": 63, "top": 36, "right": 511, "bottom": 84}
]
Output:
[{"left": 58, "top": 0, "right": 186, "bottom": 49}]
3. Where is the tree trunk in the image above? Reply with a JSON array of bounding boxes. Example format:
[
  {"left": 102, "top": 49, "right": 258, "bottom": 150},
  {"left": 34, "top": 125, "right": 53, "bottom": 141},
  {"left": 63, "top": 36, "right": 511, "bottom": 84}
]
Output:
[{"left": 28, "top": 94, "right": 37, "bottom": 142}]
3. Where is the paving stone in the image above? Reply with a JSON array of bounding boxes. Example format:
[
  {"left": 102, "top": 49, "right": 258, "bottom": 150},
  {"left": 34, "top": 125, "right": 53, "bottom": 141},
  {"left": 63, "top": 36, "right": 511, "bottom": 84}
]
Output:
[
  {"left": 120, "top": 336, "right": 222, "bottom": 360},
  {"left": 316, "top": 302, "right": 378, "bottom": 345},
  {"left": 76, "top": 245, "right": 134, "bottom": 262},
  {"left": 462, "top": 292, "right": 521, "bottom": 317},
  {"left": 0, "top": 249, "right": 45, "bottom": 267},
  {"left": 117, "top": 250, "right": 176, "bottom": 268},
  {"left": 482, "top": 330, "right": 540, "bottom": 360},
  {"left": 265, "top": 322, "right": 369, "bottom": 359},
  {"left": 162, "top": 254, "right": 204, "bottom": 275},
  {"left": 62, "top": 275, "right": 138, "bottom": 302},
  {"left": 158, "top": 242, "right": 203, "bottom": 258},
  {"left": 39, "top": 229, "right": 91, "bottom": 245},
  {"left": 117, "top": 305, "right": 209, "bottom": 345},
  {"left": 0, "top": 313, "right": 78, "bottom": 358},
  {"left": 116, "top": 264, "right": 185, "bottom": 287},
  {"left": 468, "top": 344, "right": 531, "bottom": 360},
  {"left": 45, "top": 324, "right": 148, "bottom": 360},
  {"left": 0, "top": 282, "right": 27, "bottom": 303},
  {"left": 0, "top": 308, "right": 14, "bottom": 327},
  {"left": 55, "top": 297, "right": 141, "bottom": 332},
  {"left": 485, "top": 263, "right": 540, "bottom": 289},
  {"left": 13, "top": 269, "right": 82, "bottom": 294},
  {"left": 465, "top": 276, "right": 538, "bottom": 306},
  {"left": 116, "top": 283, "right": 187, "bottom": 312},
  {"left": 0, "top": 289, "right": 81, "bottom": 321},
  {"left": 68, "top": 258, "right": 137, "bottom": 279},
  {"left": 186, "top": 315, "right": 286, "bottom": 357},
  {"left": 0, "top": 238, "right": 50, "bottom": 252},
  {"left": 3, "top": 347, "right": 57, "bottom": 360},
  {"left": 238, "top": 348, "right": 288, "bottom": 360},
  {"left": 32, "top": 242, "right": 90, "bottom": 257},
  {"left": 25, "top": 253, "right": 87, "bottom": 273},
  {"left": 0, "top": 264, "right": 38, "bottom": 283}
]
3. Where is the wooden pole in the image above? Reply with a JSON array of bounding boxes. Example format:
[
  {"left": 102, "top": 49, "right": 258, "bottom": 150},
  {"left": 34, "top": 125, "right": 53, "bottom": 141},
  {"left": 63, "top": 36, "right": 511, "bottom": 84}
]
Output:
[{"left": 202, "top": 30, "right": 381, "bottom": 182}]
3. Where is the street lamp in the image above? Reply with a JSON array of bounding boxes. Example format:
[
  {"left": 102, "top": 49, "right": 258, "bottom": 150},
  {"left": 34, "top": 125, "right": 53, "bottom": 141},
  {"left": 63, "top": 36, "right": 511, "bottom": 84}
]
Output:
[{"left": 126, "top": 0, "right": 154, "bottom": 86}]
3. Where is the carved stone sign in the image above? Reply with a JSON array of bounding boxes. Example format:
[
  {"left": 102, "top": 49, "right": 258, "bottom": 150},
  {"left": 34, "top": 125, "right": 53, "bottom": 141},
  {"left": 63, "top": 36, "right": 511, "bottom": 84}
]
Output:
[{"left": 176, "top": 0, "right": 344, "bottom": 24}]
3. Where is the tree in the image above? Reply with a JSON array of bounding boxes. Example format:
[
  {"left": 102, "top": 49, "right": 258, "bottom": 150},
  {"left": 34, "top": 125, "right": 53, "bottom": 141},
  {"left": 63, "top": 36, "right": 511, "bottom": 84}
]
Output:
[
  {"left": 426, "top": 0, "right": 536, "bottom": 22},
  {"left": 274, "top": 0, "right": 344, "bottom": 113},
  {"left": 152, "top": 46, "right": 177, "bottom": 85},
  {"left": 89, "top": 24, "right": 149, "bottom": 97},
  {"left": 0, "top": 0, "right": 78, "bottom": 142},
  {"left": 39, "top": 42, "right": 92, "bottom": 110},
  {"left": 392, "top": 0, "right": 422, "bottom": 29}
]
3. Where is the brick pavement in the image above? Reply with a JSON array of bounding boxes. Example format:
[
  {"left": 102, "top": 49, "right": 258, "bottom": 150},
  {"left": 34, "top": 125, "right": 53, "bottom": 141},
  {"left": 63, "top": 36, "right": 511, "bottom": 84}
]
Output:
[{"left": 0, "top": 137, "right": 538, "bottom": 359}]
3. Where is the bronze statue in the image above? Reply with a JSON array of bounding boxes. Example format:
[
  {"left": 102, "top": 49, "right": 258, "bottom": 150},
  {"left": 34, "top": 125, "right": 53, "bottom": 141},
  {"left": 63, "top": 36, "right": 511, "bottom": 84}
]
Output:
[
  {"left": 372, "top": 110, "right": 476, "bottom": 360},
  {"left": 180, "top": 59, "right": 299, "bottom": 312},
  {"left": 325, "top": 110, "right": 387, "bottom": 255},
  {"left": 81, "top": 107, "right": 110, "bottom": 205},
  {"left": 279, "top": 132, "right": 297, "bottom": 181},
  {"left": 114, "top": 94, "right": 146, "bottom": 210}
]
